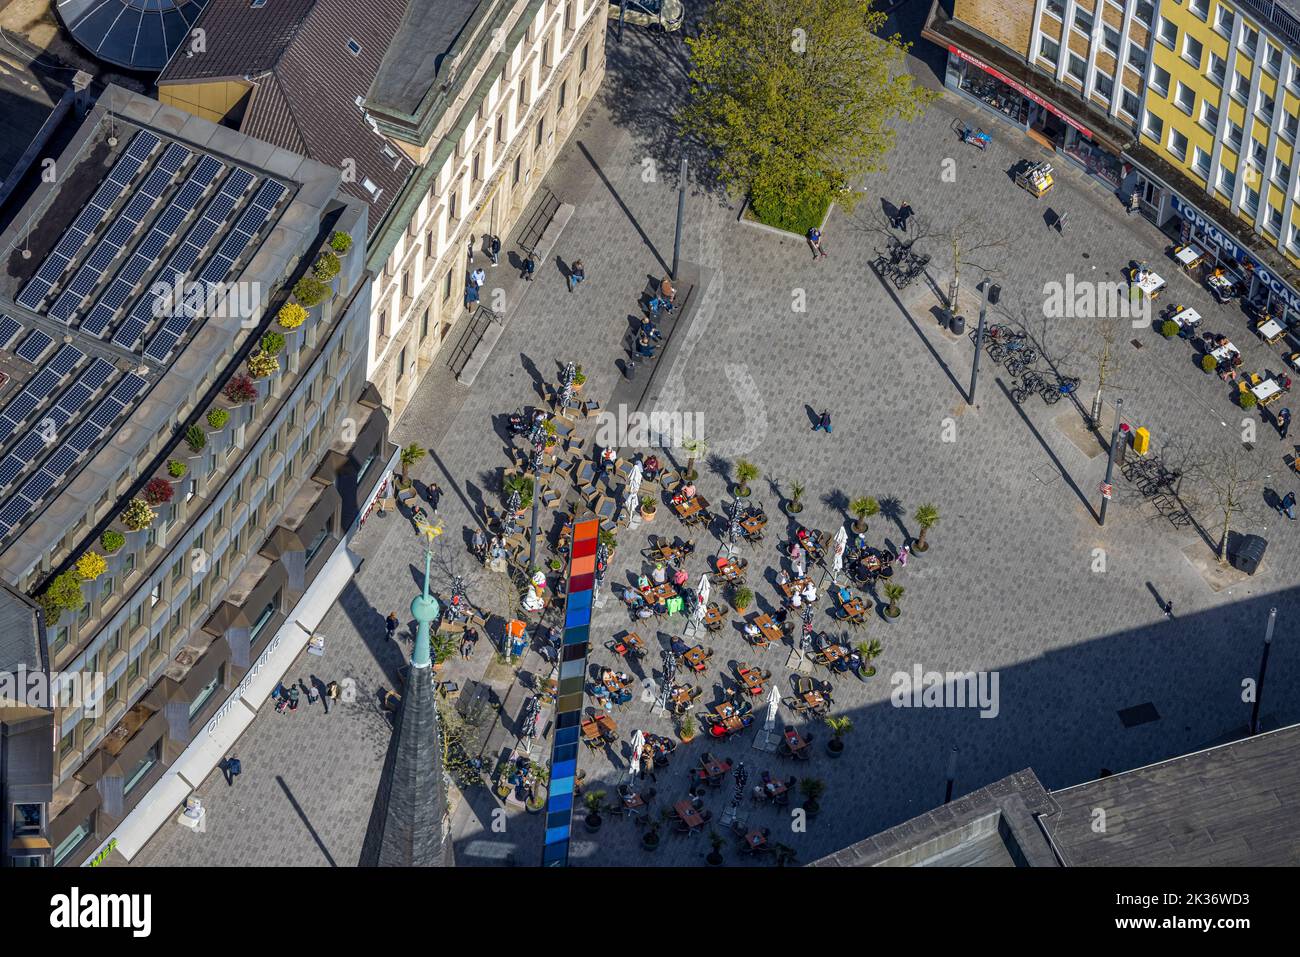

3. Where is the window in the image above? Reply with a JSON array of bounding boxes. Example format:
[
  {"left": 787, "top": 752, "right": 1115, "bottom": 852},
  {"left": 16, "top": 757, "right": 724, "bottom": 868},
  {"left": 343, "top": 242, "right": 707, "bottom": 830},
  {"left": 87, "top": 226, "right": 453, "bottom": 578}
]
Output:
[
  {"left": 1157, "top": 17, "right": 1177, "bottom": 48},
  {"left": 1182, "top": 35, "right": 1203, "bottom": 69},
  {"left": 53, "top": 816, "right": 93, "bottom": 866},
  {"left": 1268, "top": 205, "right": 1284, "bottom": 234},
  {"left": 1189, "top": 0, "right": 1208, "bottom": 18},
  {"left": 496, "top": 115, "right": 505, "bottom": 145},
  {"left": 355, "top": 451, "right": 377, "bottom": 487},
  {"left": 517, "top": 75, "right": 528, "bottom": 106},
  {"left": 1121, "top": 89, "right": 1141, "bottom": 117},
  {"left": 107, "top": 627, "right": 122, "bottom": 657},
  {"left": 13, "top": 803, "right": 42, "bottom": 836},
  {"left": 401, "top": 269, "right": 412, "bottom": 299},
  {"left": 1039, "top": 34, "right": 1060, "bottom": 67},
  {"left": 1275, "top": 156, "right": 1290, "bottom": 186},
  {"left": 1073, "top": 7, "right": 1093, "bottom": 34},
  {"left": 472, "top": 151, "right": 482, "bottom": 183},
  {"left": 1258, "top": 91, "right": 1275, "bottom": 121},
  {"left": 305, "top": 517, "right": 333, "bottom": 565},
  {"left": 149, "top": 582, "right": 160, "bottom": 608},
  {"left": 188, "top": 667, "right": 223, "bottom": 722},
  {"left": 1175, "top": 82, "right": 1195, "bottom": 114},
  {"left": 1200, "top": 100, "right": 1218, "bottom": 129},
  {"left": 580, "top": 42, "right": 589, "bottom": 74},
  {"left": 1094, "top": 73, "right": 1114, "bottom": 100},
  {"left": 1205, "top": 53, "right": 1225, "bottom": 86},
  {"left": 420, "top": 308, "right": 430, "bottom": 342},
  {"left": 512, "top": 154, "right": 522, "bottom": 186},
  {"left": 1134, "top": 0, "right": 1153, "bottom": 26},
  {"left": 1226, "top": 119, "right": 1243, "bottom": 150},
  {"left": 129, "top": 605, "right": 143, "bottom": 632},
  {"left": 1215, "top": 6, "right": 1234, "bottom": 36},
  {"left": 1284, "top": 112, "right": 1298, "bottom": 142},
  {"left": 1127, "top": 44, "right": 1146, "bottom": 73},
  {"left": 1144, "top": 111, "right": 1164, "bottom": 141},
  {"left": 171, "top": 558, "right": 183, "bottom": 583},
  {"left": 1240, "top": 26, "right": 1258, "bottom": 56},
  {"left": 1193, "top": 147, "right": 1212, "bottom": 177},
  {"left": 559, "top": 79, "right": 568, "bottom": 111},
  {"left": 442, "top": 270, "right": 453, "bottom": 302},
  {"left": 1290, "top": 63, "right": 1300, "bottom": 93},
  {"left": 347, "top": 39, "right": 361, "bottom": 57},
  {"left": 1233, "top": 72, "right": 1250, "bottom": 102},
  {"left": 1242, "top": 184, "right": 1260, "bottom": 214},
  {"left": 1169, "top": 128, "right": 1188, "bottom": 161},
  {"left": 127, "top": 656, "right": 141, "bottom": 685},
  {"left": 1219, "top": 166, "right": 1236, "bottom": 194},
  {"left": 398, "top": 346, "right": 407, "bottom": 382},
  {"left": 1252, "top": 139, "right": 1268, "bottom": 167},
  {"left": 1152, "top": 65, "right": 1170, "bottom": 96},
  {"left": 1102, "top": 26, "right": 1120, "bottom": 57},
  {"left": 535, "top": 118, "right": 545, "bottom": 148},
  {"left": 1265, "top": 45, "right": 1283, "bottom": 76},
  {"left": 124, "top": 742, "right": 160, "bottom": 795},
  {"left": 377, "top": 308, "right": 387, "bottom": 338},
  {"left": 250, "top": 594, "right": 279, "bottom": 643},
  {"left": 1067, "top": 54, "right": 1087, "bottom": 84},
  {"left": 1045, "top": 0, "right": 1064, "bottom": 18}
]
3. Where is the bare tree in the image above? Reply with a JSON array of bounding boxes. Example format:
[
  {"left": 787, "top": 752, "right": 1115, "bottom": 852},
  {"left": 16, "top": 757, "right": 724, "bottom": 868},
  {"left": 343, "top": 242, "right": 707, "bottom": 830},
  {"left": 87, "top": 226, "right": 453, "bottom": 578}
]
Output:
[
  {"left": 1084, "top": 316, "right": 1125, "bottom": 428},
  {"left": 1192, "top": 447, "right": 1271, "bottom": 564},
  {"left": 907, "top": 211, "right": 1011, "bottom": 311}
]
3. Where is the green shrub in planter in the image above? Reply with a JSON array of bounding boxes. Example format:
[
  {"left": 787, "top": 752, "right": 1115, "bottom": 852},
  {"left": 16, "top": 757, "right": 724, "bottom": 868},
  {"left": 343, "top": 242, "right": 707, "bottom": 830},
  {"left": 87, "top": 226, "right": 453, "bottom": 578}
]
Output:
[
  {"left": 1240, "top": 390, "right": 1257, "bottom": 410},
  {"left": 292, "top": 276, "right": 329, "bottom": 307},
  {"left": 185, "top": 424, "right": 207, "bottom": 452},
  {"left": 312, "top": 251, "right": 341, "bottom": 281},
  {"left": 1160, "top": 319, "right": 1180, "bottom": 338},
  {"left": 248, "top": 350, "right": 280, "bottom": 379},
  {"left": 100, "top": 530, "right": 126, "bottom": 553},
  {"left": 167, "top": 460, "right": 187, "bottom": 479},
  {"left": 1201, "top": 354, "right": 1218, "bottom": 373},
  {"left": 37, "top": 571, "right": 84, "bottom": 627},
  {"left": 260, "top": 332, "right": 286, "bottom": 355},
  {"left": 329, "top": 230, "right": 353, "bottom": 254},
  {"left": 732, "top": 585, "right": 754, "bottom": 612},
  {"left": 206, "top": 407, "right": 230, "bottom": 429},
  {"left": 277, "top": 302, "right": 308, "bottom": 330},
  {"left": 74, "top": 551, "right": 107, "bottom": 582},
  {"left": 121, "top": 498, "right": 156, "bottom": 532}
]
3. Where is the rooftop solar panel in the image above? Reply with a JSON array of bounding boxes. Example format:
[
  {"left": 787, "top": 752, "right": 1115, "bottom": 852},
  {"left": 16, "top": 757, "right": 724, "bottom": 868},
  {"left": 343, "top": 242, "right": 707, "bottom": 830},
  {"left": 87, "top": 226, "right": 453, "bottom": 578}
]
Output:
[
  {"left": 223, "top": 168, "right": 255, "bottom": 195},
  {"left": 41, "top": 406, "right": 71, "bottom": 432},
  {"left": 118, "top": 257, "right": 150, "bottom": 287},
  {"left": 191, "top": 157, "right": 223, "bottom": 187},
  {"left": 54, "top": 229, "right": 86, "bottom": 260},
  {"left": 48, "top": 345, "right": 84, "bottom": 378},
  {"left": 14, "top": 282, "right": 49, "bottom": 312},
  {"left": 0, "top": 456, "right": 22, "bottom": 489},
  {"left": 253, "top": 179, "right": 288, "bottom": 210},
  {"left": 25, "top": 369, "right": 61, "bottom": 400},
  {"left": 111, "top": 374, "right": 147, "bottom": 404},
  {"left": 0, "top": 315, "right": 21, "bottom": 349},
  {"left": 67, "top": 421, "right": 101, "bottom": 453},
  {"left": 43, "top": 446, "right": 79, "bottom": 478},
  {"left": 81, "top": 305, "right": 116, "bottom": 338},
  {"left": 89, "top": 398, "right": 125, "bottom": 429},
  {"left": 0, "top": 417, "right": 17, "bottom": 444},
  {"left": 144, "top": 329, "right": 180, "bottom": 362},
  {"left": 3, "top": 393, "right": 37, "bottom": 423},
  {"left": 15, "top": 331, "right": 53, "bottom": 363},
  {"left": 36, "top": 254, "right": 69, "bottom": 284},
  {"left": 80, "top": 359, "right": 115, "bottom": 391},
  {"left": 0, "top": 496, "right": 26, "bottom": 526},
  {"left": 111, "top": 314, "right": 148, "bottom": 349},
  {"left": 55, "top": 383, "right": 92, "bottom": 412},
  {"left": 202, "top": 193, "right": 237, "bottom": 223},
  {"left": 12, "top": 432, "right": 44, "bottom": 462},
  {"left": 18, "top": 471, "right": 54, "bottom": 504},
  {"left": 126, "top": 131, "right": 161, "bottom": 161}
]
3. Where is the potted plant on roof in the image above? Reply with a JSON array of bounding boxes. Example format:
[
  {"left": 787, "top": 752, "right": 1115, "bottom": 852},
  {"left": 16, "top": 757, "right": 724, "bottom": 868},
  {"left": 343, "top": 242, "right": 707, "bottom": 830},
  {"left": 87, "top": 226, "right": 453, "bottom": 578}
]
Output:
[
  {"left": 143, "top": 478, "right": 173, "bottom": 507},
  {"left": 784, "top": 479, "right": 805, "bottom": 515},
  {"left": 640, "top": 495, "right": 658, "bottom": 521},
  {"left": 206, "top": 407, "right": 230, "bottom": 432},
  {"left": 641, "top": 818, "right": 662, "bottom": 852},
  {"left": 329, "top": 230, "right": 353, "bottom": 255},
  {"left": 100, "top": 530, "right": 125, "bottom": 554},
  {"left": 584, "top": 790, "right": 606, "bottom": 832},
  {"left": 223, "top": 373, "right": 258, "bottom": 405},
  {"left": 185, "top": 424, "right": 207, "bottom": 455},
  {"left": 166, "top": 460, "right": 188, "bottom": 483},
  {"left": 706, "top": 829, "right": 725, "bottom": 866},
  {"left": 825, "top": 715, "right": 853, "bottom": 758},
  {"left": 855, "top": 638, "right": 882, "bottom": 679},
  {"left": 572, "top": 365, "right": 586, "bottom": 392},
  {"left": 525, "top": 761, "right": 549, "bottom": 814},
  {"left": 121, "top": 498, "right": 155, "bottom": 533},
  {"left": 883, "top": 582, "right": 904, "bottom": 621},
  {"left": 734, "top": 459, "right": 759, "bottom": 497},
  {"left": 912, "top": 504, "right": 939, "bottom": 553},
  {"left": 800, "top": 777, "right": 826, "bottom": 818},
  {"left": 850, "top": 495, "right": 879, "bottom": 533}
]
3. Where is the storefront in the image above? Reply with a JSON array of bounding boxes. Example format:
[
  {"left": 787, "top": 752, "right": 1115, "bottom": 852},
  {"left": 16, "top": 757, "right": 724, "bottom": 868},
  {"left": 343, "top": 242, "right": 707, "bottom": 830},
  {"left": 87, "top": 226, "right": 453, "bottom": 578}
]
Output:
[{"left": 944, "top": 46, "right": 1124, "bottom": 193}]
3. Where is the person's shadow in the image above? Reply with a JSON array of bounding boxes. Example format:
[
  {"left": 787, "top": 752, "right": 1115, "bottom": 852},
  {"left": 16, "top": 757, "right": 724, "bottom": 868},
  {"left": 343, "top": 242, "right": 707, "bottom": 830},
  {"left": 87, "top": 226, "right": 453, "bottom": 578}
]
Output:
[
  {"left": 803, "top": 405, "right": 820, "bottom": 428},
  {"left": 557, "top": 256, "right": 572, "bottom": 281},
  {"left": 1044, "top": 208, "right": 1059, "bottom": 230},
  {"left": 880, "top": 198, "right": 898, "bottom": 223}
]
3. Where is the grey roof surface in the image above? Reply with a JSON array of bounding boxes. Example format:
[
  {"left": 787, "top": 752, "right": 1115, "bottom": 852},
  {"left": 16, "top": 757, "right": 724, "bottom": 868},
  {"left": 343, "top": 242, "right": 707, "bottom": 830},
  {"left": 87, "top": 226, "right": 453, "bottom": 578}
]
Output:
[
  {"left": 1039, "top": 724, "right": 1300, "bottom": 866},
  {"left": 0, "top": 86, "right": 343, "bottom": 584},
  {"left": 0, "top": 580, "right": 41, "bottom": 674},
  {"left": 57, "top": 0, "right": 212, "bottom": 72},
  {"left": 368, "top": 0, "right": 484, "bottom": 119},
  {"left": 157, "top": 0, "right": 413, "bottom": 230},
  {"left": 0, "top": 37, "right": 71, "bottom": 208}
]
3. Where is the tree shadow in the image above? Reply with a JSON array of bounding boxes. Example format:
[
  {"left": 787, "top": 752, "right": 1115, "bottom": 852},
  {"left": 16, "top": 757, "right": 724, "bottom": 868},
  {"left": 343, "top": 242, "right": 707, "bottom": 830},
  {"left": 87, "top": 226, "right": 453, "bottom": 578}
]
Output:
[{"left": 878, "top": 496, "right": 908, "bottom": 542}]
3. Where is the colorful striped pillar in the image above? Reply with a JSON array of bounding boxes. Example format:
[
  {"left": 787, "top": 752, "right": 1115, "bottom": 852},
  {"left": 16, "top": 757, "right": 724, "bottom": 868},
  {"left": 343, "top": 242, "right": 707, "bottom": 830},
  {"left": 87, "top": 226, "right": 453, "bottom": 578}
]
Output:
[{"left": 541, "top": 518, "right": 599, "bottom": 866}]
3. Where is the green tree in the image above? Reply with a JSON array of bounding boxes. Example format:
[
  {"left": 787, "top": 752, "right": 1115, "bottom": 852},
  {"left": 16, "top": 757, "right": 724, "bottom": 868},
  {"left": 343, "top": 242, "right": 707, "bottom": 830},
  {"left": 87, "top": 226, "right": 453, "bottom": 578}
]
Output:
[
  {"left": 883, "top": 582, "right": 904, "bottom": 618},
  {"left": 503, "top": 472, "right": 534, "bottom": 510},
  {"left": 913, "top": 504, "right": 939, "bottom": 551},
  {"left": 399, "top": 442, "right": 426, "bottom": 484},
  {"left": 735, "top": 459, "right": 760, "bottom": 496},
  {"left": 682, "top": 0, "right": 931, "bottom": 229},
  {"left": 850, "top": 496, "right": 879, "bottom": 532}
]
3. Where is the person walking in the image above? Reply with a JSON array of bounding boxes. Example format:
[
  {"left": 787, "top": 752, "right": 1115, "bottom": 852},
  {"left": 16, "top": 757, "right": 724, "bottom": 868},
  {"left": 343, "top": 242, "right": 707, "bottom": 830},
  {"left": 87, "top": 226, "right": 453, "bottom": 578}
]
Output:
[
  {"left": 568, "top": 259, "right": 586, "bottom": 292},
  {"left": 467, "top": 234, "right": 476, "bottom": 265},
  {"left": 806, "top": 226, "right": 827, "bottom": 259},
  {"left": 894, "top": 202, "right": 914, "bottom": 230},
  {"left": 1163, "top": 599, "right": 1173, "bottom": 619},
  {"left": 386, "top": 611, "right": 399, "bottom": 640},
  {"left": 812, "top": 410, "right": 832, "bottom": 433},
  {"left": 1280, "top": 491, "right": 1297, "bottom": 520},
  {"left": 1276, "top": 407, "right": 1291, "bottom": 439},
  {"left": 222, "top": 756, "right": 241, "bottom": 787},
  {"left": 427, "top": 481, "right": 442, "bottom": 513},
  {"left": 897, "top": 544, "right": 909, "bottom": 568},
  {"left": 522, "top": 255, "right": 535, "bottom": 281},
  {"left": 326, "top": 680, "right": 340, "bottom": 713},
  {"left": 306, "top": 678, "right": 320, "bottom": 707},
  {"left": 488, "top": 235, "right": 501, "bottom": 266}
]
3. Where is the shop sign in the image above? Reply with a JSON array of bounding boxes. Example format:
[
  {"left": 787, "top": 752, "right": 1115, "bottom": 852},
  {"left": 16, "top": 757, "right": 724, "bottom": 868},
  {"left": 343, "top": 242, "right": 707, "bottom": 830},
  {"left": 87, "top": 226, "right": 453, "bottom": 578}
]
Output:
[
  {"left": 948, "top": 45, "right": 1093, "bottom": 137},
  {"left": 204, "top": 627, "right": 286, "bottom": 737},
  {"left": 1171, "top": 194, "right": 1300, "bottom": 312}
]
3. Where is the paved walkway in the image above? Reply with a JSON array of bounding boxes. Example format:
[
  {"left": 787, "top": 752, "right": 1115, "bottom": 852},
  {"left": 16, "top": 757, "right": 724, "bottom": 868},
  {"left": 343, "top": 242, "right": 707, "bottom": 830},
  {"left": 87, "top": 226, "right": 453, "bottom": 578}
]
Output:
[{"left": 134, "top": 13, "right": 1300, "bottom": 868}]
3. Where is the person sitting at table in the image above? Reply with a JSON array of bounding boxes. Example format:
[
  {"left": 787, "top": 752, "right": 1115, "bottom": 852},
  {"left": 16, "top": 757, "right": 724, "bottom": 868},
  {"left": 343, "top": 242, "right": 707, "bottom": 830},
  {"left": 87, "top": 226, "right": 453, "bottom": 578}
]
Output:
[
  {"left": 776, "top": 568, "right": 790, "bottom": 587},
  {"left": 640, "top": 316, "right": 663, "bottom": 341},
  {"left": 796, "top": 527, "right": 811, "bottom": 543},
  {"left": 681, "top": 481, "right": 697, "bottom": 498},
  {"left": 802, "top": 580, "right": 818, "bottom": 603},
  {"left": 671, "top": 636, "right": 690, "bottom": 656},
  {"left": 679, "top": 538, "right": 696, "bottom": 558},
  {"left": 788, "top": 541, "right": 803, "bottom": 560},
  {"left": 642, "top": 454, "right": 660, "bottom": 480},
  {"left": 837, "top": 585, "right": 853, "bottom": 605},
  {"left": 652, "top": 562, "right": 667, "bottom": 585},
  {"left": 788, "top": 590, "right": 803, "bottom": 609},
  {"left": 743, "top": 621, "right": 761, "bottom": 639},
  {"left": 673, "top": 567, "right": 689, "bottom": 587}
]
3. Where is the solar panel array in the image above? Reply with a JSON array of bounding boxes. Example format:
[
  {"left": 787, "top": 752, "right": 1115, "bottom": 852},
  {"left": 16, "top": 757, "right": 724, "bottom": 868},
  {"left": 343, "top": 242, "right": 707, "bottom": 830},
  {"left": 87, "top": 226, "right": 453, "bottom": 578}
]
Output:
[
  {"left": 14, "top": 330, "right": 53, "bottom": 364},
  {"left": 81, "top": 154, "right": 226, "bottom": 339},
  {"left": 0, "top": 372, "right": 146, "bottom": 539},
  {"left": 14, "top": 130, "right": 159, "bottom": 312},
  {"left": 45, "top": 142, "right": 194, "bottom": 325},
  {"left": 0, "top": 314, "right": 22, "bottom": 349},
  {"left": 0, "top": 344, "right": 92, "bottom": 443}
]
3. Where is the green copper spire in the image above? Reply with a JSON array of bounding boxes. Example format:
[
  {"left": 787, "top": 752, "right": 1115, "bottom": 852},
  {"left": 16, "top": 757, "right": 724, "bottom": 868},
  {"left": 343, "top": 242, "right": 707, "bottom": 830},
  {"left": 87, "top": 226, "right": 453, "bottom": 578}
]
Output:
[{"left": 410, "top": 547, "right": 440, "bottom": 668}]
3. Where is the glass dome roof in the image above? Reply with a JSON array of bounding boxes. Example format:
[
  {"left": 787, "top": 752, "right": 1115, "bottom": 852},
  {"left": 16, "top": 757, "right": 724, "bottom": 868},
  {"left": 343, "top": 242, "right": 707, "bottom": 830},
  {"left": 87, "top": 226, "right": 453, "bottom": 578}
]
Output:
[{"left": 58, "top": 0, "right": 212, "bottom": 73}]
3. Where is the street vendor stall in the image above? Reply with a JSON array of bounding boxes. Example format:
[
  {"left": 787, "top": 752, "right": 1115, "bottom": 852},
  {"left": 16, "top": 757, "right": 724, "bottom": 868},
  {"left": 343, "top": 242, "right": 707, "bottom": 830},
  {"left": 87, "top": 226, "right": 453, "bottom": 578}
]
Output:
[{"left": 1015, "top": 161, "right": 1054, "bottom": 197}]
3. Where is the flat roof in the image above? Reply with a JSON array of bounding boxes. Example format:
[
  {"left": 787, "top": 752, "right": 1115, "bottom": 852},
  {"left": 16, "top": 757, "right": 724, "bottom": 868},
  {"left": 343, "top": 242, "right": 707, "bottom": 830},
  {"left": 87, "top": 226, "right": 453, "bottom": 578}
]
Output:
[
  {"left": 0, "top": 35, "right": 71, "bottom": 209},
  {"left": 0, "top": 86, "right": 343, "bottom": 583}
]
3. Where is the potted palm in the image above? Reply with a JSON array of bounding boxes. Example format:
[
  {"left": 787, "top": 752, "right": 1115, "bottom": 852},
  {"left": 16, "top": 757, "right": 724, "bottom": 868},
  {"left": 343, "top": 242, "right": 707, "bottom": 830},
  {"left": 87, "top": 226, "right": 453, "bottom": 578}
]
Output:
[
  {"left": 584, "top": 790, "right": 606, "bottom": 832},
  {"left": 572, "top": 366, "right": 586, "bottom": 392},
  {"left": 679, "top": 712, "right": 697, "bottom": 743},
  {"left": 706, "top": 829, "right": 725, "bottom": 865},
  {"left": 785, "top": 479, "right": 805, "bottom": 515},
  {"left": 641, "top": 819, "right": 662, "bottom": 852},
  {"left": 681, "top": 437, "right": 708, "bottom": 481},
  {"left": 773, "top": 843, "right": 798, "bottom": 867},
  {"left": 734, "top": 459, "right": 759, "bottom": 497},
  {"left": 800, "top": 778, "right": 826, "bottom": 817},
  {"left": 913, "top": 504, "right": 939, "bottom": 552},
  {"left": 525, "top": 762, "right": 549, "bottom": 813},
  {"left": 883, "top": 582, "right": 904, "bottom": 620},
  {"left": 640, "top": 495, "right": 658, "bottom": 521},
  {"left": 399, "top": 442, "right": 425, "bottom": 488},
  {"left": 825, "top": 715, "right": 853, "bottom": 757},
  {"left": 850, "top": 496, "right": 879, "bottom": 533},
  {"left": 855, "top": 638, "right": 882, "bottom": 678},
  {"left": 503, "top": 473, "right": 534, "bottom": 512},
  {"left": 732, "top": 585, "right": 753, "bottom": 614}
]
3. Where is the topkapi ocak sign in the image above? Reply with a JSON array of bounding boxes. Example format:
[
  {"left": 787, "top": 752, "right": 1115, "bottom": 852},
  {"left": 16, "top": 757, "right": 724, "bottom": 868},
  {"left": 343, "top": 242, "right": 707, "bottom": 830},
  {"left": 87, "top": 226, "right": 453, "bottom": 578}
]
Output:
[{"left": 1171, "top": 194, "right": 1300, "bottom": 312}]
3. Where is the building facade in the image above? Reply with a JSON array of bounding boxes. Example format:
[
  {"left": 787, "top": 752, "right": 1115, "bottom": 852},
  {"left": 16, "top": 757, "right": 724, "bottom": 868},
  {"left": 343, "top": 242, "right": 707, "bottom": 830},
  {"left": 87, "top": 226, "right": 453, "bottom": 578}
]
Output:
[
  {"left": 0, "top": 89, "right": 394, "bottom": 865},
  {"left": 926, "top": 0, "right": 1300, "bottom": 319}
]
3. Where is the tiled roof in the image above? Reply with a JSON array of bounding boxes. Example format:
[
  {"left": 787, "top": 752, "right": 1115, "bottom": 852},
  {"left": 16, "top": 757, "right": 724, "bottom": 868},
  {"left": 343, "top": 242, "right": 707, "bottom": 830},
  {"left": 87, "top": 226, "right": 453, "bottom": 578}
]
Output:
[{"left": 158, "top": 0, "right": 413, "bottom": 230}]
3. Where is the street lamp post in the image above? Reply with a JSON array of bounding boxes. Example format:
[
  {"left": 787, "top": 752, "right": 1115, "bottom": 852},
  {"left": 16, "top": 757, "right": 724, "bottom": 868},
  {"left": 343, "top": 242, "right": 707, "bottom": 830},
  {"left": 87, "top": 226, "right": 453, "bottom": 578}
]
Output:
[
  {"left": 1098, "top": 398, "right": 1123, "bottom": 526},
  {"left": 968, "top": 280, "right": 1000, "bottom": 406},
  {"left": 619, "top": 0, "right": 626, "bottom": 42},
  {"left": 1250, "top": 607, "right": 1276, "bottom": 734},
  {"left": 672, "top": 158, "right": 687, "bottom": 280}
]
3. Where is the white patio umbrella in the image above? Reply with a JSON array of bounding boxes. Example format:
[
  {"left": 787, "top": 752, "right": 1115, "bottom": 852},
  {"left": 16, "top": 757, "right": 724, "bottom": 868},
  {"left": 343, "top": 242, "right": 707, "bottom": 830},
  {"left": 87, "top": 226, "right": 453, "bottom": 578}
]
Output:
[
  {"left": 831, "top": 526, "right": 848, "bottom": 582},
  {"left": 764, "top": 684, "right": 781, "bottom": 731},
  {"left": 695, "top": 574, "right": 711, "bottom": 624},
  {"left": 628, "top": 729, "right": 646, "bottom": 779},
  {"left": 628, "top": 462, "right": 643, "bottom": 500},
  {"left": 624, "top": 491, "right": 639, "bottom": 524}
]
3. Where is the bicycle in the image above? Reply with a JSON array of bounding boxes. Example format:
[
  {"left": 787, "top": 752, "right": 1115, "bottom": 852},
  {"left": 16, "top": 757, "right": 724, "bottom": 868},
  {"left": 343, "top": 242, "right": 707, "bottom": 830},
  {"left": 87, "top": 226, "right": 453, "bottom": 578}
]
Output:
[
  {"left": 1040, "top": 375, "right": 1079, "bottom": 405},
  {"left": 1005, "top": 351, "right": 1038, "bottom": 376},
  {"left": 989, "top": 336, "right": 1028, "bottom": 363},
  {"left": 1011, "top": 371, "right": 1044, "bottom": 404}
]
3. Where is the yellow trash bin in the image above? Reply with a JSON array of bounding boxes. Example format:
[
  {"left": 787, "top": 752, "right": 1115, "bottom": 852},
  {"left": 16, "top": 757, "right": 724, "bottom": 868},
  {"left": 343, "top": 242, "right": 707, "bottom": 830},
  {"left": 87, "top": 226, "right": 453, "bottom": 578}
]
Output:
[{"left": 1133, "top": 426, "right": 1150, "bottom": 455}]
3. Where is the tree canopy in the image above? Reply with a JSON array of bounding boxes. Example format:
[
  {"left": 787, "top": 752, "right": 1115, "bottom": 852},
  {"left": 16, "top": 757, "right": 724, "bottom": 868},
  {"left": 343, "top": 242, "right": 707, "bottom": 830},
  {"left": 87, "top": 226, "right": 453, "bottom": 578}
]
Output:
[{"left": 683, "top": 0, "right": 932, "bottom": 227}]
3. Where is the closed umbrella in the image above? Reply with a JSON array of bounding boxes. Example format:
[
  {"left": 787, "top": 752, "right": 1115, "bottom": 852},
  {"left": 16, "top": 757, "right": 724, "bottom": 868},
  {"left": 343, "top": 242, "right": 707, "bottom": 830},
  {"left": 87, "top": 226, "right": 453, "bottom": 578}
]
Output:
[
  {"left": 628, "top": 462, "right": 643, "bottom": 500},
  {"left": 560, "top": 361, "right": 576, "bottom": 386},
  {"left": 831, "top": 526, "right": 848, "bottom": 583},
  {"left": 629, "top": 729, "right": 646, "bottom": 779},
  {"left": 764, "top": 684, "right": 781, "bottom": 731},
  {"left": 659, "top": 649, "right": 677, "bottom": 713},
  {"left": 695, "top": 574, "right": 711, "bottom": 625},
  {"left": 730, "top": 762, "right": 748, "bottom": 809}
]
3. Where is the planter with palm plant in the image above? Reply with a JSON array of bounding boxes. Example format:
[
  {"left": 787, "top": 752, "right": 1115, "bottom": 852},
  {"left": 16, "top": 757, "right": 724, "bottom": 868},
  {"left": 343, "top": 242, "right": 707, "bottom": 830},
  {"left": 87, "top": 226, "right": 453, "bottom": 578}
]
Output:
[
  {"left": 784, "top": 479, "right": 805, "bottom": 515},
  {"left": 732, "top": 585, "right": 754, "bottom": 614},
  {"left": 707, "top": 829, "right": 725, "bottom": 865},
  {"left": 641, "top": 819, "right": 662, "bottom": 851},
  {"left": 681, "top": 437, "right": 708, "bottom": 481},
  {"left": 850, "top": 496, "right": 879, "bottom": 533},
  {"left": 399, "top": 442, "right": 425, "bottom": 488},
  {"left": 584, "top": 790, "right": 606, "bottom": 832},
  {"left": 855, "top": 638, "right": 882, "bottom": 678},
  {"left": 679, "top": 712, "right": 697, "bottom": 743},
  {"left": 734, "top": 459, "right": 759, "bottom": 497},
  {"left": 800, "top": 777, "right": 826, "bottom": 817},
  {"left": 883, "top": 582, "right": 904, "bottom": 620},
  {"left": 503, "top": 473, "right": 534, "bottom": 512},
  {"left": 825, "top": 715, "right": 853, "bottom": 757},
  {"left": 913, "top": 504, "right": 939, "bottom": 552},
  {"left": 773, "top": 843, "right": 798, "bottom": 867},
  {"left": 640, "top": 495, "right": 657, "bottom": 521}
]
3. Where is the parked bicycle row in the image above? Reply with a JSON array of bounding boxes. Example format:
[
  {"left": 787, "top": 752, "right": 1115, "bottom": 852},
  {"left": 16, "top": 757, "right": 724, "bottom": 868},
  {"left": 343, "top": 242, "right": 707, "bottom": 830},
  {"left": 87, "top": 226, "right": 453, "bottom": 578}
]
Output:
[{"left": 871, "top": 237, "right": 930, "bottom": 289}]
